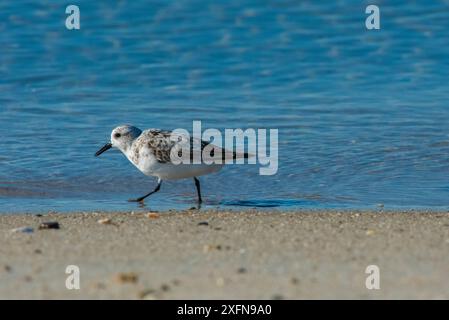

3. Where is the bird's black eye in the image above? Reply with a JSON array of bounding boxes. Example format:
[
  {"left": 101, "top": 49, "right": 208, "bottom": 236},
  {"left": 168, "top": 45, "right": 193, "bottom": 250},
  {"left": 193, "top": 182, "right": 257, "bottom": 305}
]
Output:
[{"left": 114, "top": 133, "right": 121, "bottom": 138}]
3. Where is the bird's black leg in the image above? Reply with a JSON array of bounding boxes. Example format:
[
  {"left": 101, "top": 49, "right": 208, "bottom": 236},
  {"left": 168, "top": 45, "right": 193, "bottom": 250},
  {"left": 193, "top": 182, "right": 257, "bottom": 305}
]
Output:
[
  {"left": 194, "top": 177, "right": 203, "bottom": 204},
  {"left": 128, "top": 179, "right": 162, "bottom": 203}
]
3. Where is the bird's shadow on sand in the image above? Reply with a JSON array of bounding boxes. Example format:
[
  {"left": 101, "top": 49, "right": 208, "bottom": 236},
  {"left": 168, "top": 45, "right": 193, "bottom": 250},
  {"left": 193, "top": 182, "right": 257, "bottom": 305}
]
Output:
[
  {"left": 132, "top": 200, "right": 203, "bottom": 211},
  {"left": 221, "top": 199, "right": 318, "bottom": 208},
  {"left": 127, "top": 198, "right": 317, "bottom": 210}
]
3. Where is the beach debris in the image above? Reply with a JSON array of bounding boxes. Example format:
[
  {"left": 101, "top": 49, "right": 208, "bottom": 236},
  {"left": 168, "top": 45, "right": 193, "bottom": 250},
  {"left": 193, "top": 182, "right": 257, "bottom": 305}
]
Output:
[
  {"left": 172, "top": 279, "right": 181, "bottom": 286},
  {"left": 216, "top": 277, "right": 225, "bottom": 287},
  {"left": 203, "top": 244, "right": 227, "bottom": 253},
  {"left": 272, "top": 294, "right": 284, "bottom": 300},
  {"left": 197, "top": 221, "right": 209, "bottom": 226},
  {"left": 237, "top": 267, "right": 247, "bottom": 274},
  {"left": 365, "top": 229, "right": 375, "bottom": 236},
  {"left": 139, "top": 289, "right": 157, "bottom": 300},
  {"left": 290, "top": 277, "right": 299, "bottom": 285},
  {"left": 34, "top": 249, "right": 42, "bottom": 254},
  {"left": 11, "top": 226, "right": 34, "bottom": 234},
  {"left": 160, "top": 284, "right": 170, "bottom": 292},
  {"left": 97, "top": 218, "right": 119, "bottom": 227},
  {"left": 146, "top": 212, "right": 160, "bottom": 219},
  {"left": 34, "top": 214, "right": 43, "bottom": 217},
  {"left": 114, "top": 272, "right": 138, "bottom": 284},
  {"left": 38, "top": 221, "right": 60, "bottom": 230},
  {"left": 3, "top": 265, "right": 12, "bottom": 272},
  {"left": 97, "top": 218, "right": 112, "bottom": 225},
  {"left": 91, "top": 282, "right": 106, "bottom": 290}
]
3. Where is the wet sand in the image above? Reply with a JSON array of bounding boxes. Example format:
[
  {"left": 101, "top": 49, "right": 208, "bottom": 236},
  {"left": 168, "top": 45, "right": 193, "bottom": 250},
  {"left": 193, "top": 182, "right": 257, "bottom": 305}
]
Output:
[{"left": 1, "top": 210, "right": 449, "bottom": 299}]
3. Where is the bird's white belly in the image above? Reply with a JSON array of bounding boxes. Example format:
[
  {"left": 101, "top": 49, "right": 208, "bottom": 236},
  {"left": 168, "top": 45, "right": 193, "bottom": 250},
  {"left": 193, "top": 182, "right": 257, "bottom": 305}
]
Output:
[
  {"left": 148, "top": 162, "right": 223, "bottom": 180},
  {"left": 125, "top": 145, "right": 223, "bottom": 180},
  {"left": 128, "top": 154, "right": 222, "bottom": 180}
]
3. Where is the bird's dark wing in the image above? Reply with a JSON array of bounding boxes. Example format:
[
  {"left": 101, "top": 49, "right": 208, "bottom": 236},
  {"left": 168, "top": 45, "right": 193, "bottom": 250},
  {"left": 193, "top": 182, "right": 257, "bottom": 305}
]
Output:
[{"left": 142, "top": 129, "right": 250, "bottom": 164}]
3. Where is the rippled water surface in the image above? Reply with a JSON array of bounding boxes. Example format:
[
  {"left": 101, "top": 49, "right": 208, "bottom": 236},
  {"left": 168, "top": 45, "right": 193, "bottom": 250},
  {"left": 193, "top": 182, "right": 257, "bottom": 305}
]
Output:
[{"left": 1, "top": 1, "right": 449, "bottom": 213}]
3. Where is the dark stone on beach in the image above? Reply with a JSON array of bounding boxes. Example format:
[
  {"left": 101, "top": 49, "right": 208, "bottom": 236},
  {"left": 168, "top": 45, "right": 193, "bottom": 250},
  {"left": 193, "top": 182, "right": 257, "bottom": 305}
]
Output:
[
  {"left": 35, "top": 214, "right": 43, "bottom": 217},
  {"left": 197, "top": 221, "right": 209, "bottom": 226},
  {"left": 161, "top": 284, "right": 170, "bottom": 291},
  {"left": 34, "top": 249, "right": 42, "bottom": 254},
  {"left": 237, "top": 267, "right": 247, "bottom": 274},
  {"left": 272, "top": 294, "right": 284, "bottom": 300},
  {"left": 38, "top": 221, "right": 60, "bottom": 230},
  {"left": 4, "top": 265, "right": 12, "bottom": 272},
  {"left": 290, "top": 277, "right": 299, "bottom": 285}
]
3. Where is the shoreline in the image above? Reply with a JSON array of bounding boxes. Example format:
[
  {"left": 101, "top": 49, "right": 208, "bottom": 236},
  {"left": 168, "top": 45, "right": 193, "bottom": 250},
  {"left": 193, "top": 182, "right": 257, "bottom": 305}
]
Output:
[{"left": 1, "top": 210, "right": 449, "bottom": 299}]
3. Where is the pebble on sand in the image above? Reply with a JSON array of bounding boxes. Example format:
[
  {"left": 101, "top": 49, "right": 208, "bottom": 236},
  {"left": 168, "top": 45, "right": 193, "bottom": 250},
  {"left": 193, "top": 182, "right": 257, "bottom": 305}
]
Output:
[
  {"left": 237, "top": 267, "right": 247, "bottom": 274},
  {"left": 160, "top": 284, "right": 170, "bottom": 292},
  {"left": 146, "top": 212, "right": 160, "bottom": 219},
  {"left": 38, "top": 222, "right": 60, "bottom": 230},
  {"left": 203, "top": 244, "right": 227, "bottom": 253},
  {"left": 197, "top": 221, "right": 209, "bottom": 226},
  {"left": 11, "top": 227, "right": 34, "bottom": 234},
  {"left": 216, "top": 277, "right": 225, "bottom": 287},
  {"left": 139, "top": 289, "right": 157, "bottom": 300},
  {"left": 290, "top": 277, "right": 300, "bottom": 285},
  {"left": 114, "top": 272, "right": 139, "bottom": 284},
  {"left": 97, "top": 218, "right": 112, "bottom": 225}
]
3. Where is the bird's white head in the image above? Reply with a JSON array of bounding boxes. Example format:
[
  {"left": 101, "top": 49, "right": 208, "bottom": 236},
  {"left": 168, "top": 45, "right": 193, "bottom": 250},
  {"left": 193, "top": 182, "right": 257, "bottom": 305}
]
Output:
[
  {"left": 95, "top": 125, "right": 142, "bottom": 156},
  {"left": 111, "top": 125, "right": 142, "bottom": 152}
]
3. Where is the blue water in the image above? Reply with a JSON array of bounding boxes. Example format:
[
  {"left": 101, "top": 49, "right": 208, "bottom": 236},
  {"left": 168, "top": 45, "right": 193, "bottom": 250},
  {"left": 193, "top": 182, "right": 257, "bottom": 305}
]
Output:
[{"left": 1, "top": 0, "right": 449, "bottom": 213}]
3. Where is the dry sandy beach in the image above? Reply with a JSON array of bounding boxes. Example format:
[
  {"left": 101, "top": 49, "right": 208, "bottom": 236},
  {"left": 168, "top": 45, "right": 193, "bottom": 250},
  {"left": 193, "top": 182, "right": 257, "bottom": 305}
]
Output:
[{"left": 1, "top": 210, "right": 449, "bottom": 299}]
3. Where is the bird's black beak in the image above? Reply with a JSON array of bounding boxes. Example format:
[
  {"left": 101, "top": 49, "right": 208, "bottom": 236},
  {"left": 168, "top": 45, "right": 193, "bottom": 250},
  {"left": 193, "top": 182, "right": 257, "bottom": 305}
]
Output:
[{"left": 95, "top": 143, "right": 112, "bottom": 157}]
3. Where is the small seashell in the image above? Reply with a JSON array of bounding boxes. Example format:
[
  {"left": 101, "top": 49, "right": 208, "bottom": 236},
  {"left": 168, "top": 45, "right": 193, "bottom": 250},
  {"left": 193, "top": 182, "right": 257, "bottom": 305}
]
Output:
[
  {"left": 139, "top": 289, "right": 157, "bottom": 300},
  {"left": 97, "top": 218, "right": 112, "bottom": 225},
  {"left": 146, "top": 212, "right": 159, "bottom": 219}
]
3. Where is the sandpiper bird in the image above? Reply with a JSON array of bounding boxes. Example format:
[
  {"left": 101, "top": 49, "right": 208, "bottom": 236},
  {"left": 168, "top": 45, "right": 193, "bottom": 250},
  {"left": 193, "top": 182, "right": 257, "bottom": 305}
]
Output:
[{"left": 95, "top": 125, "right": 250, "bottom": 204}]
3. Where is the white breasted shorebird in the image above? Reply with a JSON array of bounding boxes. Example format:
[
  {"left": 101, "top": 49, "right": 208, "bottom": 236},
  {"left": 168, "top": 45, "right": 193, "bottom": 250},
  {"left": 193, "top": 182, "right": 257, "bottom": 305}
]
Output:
[{"left": 95, "top": 125, "right": 250, "bottom": 204}]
